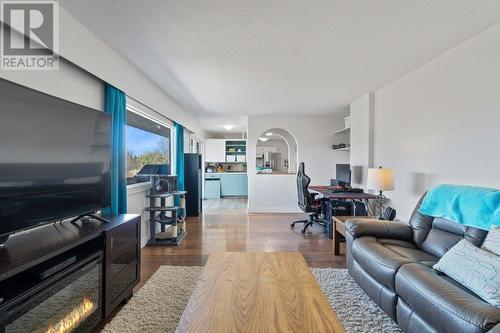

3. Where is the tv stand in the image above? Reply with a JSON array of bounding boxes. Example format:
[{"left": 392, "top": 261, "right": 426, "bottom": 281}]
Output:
[
  {"left": 70, "top": 213, "right": 110, "bottom": 224},
  {"left": 0, "top": 214, "right": 141, "bottom": 330}
]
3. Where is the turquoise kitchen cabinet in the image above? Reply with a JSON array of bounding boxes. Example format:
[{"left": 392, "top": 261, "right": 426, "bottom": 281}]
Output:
[{"left": 220, "top": 174, "right": 248, "bottom": 196}]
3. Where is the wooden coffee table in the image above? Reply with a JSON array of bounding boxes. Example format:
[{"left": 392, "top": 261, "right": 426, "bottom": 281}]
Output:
[
  {"left": 176, "top": 252, "right": 344, "bottom": 333},
  {"left": 333, "top": 216, "right": 376, "bottom": 255}
]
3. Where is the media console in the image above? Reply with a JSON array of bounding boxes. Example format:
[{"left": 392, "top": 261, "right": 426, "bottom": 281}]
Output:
[{"left": 0, "top": 214, "right": 141, "bottom": 333}]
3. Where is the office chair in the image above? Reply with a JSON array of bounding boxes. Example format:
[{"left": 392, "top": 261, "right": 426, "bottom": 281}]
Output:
[{"left": 290, "top": 162, "right": 327, "bottom": 234}]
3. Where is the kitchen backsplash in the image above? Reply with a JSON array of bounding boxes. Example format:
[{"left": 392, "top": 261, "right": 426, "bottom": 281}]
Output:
[
  {"left": 222, "top": 163, "right": 246, "bottom": 172},
  {"left": 206, "top": 162, "right": 247, "bottom": 173}
]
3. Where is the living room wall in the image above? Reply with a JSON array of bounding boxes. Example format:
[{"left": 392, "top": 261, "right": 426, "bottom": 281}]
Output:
[
  {"left": 0, "top": 29, "right": 104, "bottom": 111},
  {"left": 372, "top": 22, "right": 500, "bottom": 220}
]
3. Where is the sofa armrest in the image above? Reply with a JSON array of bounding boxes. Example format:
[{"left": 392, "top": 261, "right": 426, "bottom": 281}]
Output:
[{"left": 345, "top": 218, "right": 413, "bottom": 242}]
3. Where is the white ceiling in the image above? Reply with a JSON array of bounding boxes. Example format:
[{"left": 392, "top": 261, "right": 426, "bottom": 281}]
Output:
[
  {"left": 196, "top": 115, "right": 248, "bottom": 137},
  {"left": 60, "top": 0, "right": 500, "bottom": 133}
]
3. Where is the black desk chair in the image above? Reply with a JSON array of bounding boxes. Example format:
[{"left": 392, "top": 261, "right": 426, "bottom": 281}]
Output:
[{"left": 290, "top": 162, "right": 327, "bottom": 234}]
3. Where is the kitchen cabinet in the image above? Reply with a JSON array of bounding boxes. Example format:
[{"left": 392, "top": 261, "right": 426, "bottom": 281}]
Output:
[
  {"left": 220, "top": 174, "right": 248, "bottom": 196},
  {"left": 204, "top": 139, "right": 247, "bottom": 163},
  {"left": 204, "top": 139, "right": 226, "bottom": 162}
]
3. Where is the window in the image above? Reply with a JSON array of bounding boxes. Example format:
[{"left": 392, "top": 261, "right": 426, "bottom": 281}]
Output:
[
  {"left": 126, "top": 110, "right": 172, "bottom": 185},
  {"left": 190, "top": 137, "right": 200, "bottom": 153}
]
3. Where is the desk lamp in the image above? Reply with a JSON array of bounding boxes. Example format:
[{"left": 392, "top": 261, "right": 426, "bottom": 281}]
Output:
[{"left": 367, "top": 166, "right": 394, "bottom": 219}]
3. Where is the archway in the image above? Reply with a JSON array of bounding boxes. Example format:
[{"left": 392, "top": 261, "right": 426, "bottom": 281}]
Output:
[{"left": 255, "top": 128, "right": 297, "bottom": 174}]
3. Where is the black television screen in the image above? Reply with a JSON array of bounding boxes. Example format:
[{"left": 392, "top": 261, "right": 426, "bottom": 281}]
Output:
[
  {"left": 336, "top": 164, "right": 351, "bottom": 186},
  {"left": 0, "top": 78, "right": 112, "bottom": 238}
]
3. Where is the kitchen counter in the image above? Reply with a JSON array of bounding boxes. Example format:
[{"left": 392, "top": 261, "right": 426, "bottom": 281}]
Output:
[
  {"left": 205, "top": 172, "right": 247, "bottom": 175},
  {"left": 256, "top": 172, "right": 295, "bottom": 175}
]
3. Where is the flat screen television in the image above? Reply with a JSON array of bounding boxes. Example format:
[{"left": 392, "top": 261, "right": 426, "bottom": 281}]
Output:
[{"left": 0, "top": 78, "right": 112, "bottom": 240}]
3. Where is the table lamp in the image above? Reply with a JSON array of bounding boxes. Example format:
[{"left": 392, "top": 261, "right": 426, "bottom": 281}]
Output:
[{"left": 367, "top": 166, "right": 394, "bottom": 219}]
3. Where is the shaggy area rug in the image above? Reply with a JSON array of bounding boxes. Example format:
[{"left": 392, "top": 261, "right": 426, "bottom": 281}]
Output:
[
  {"left": 312, "top": 268, "right": 401, "bottom": 333},
  {"left": 102, "top": 266, "right": 400, "bottom": 333},
  {"left": 101, "top": 266, "right": 203, "bottom": 333}
]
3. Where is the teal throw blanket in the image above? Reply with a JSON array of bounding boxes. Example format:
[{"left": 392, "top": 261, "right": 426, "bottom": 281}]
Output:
[{"left": 418, "top": 184, "right": 500, "bottom": 230}]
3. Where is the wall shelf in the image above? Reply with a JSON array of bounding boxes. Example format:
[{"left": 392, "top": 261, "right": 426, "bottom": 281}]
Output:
[
  {"left": 333, "top": 127, "right": 350, "bottom": 135},
  {"left": 332, "top": 147, "right": 350, "bottom": 152}
]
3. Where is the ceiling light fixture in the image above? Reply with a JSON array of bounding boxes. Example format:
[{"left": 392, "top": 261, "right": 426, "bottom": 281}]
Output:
[
  {"left": 221, "top": 124, "right": 236, "bottom": 130},
  {"left": 265, "top": 132, "right": 272, "bottom": 136},
  {"left": 259, "top": 137, "right": 269, "bottom": 142}
]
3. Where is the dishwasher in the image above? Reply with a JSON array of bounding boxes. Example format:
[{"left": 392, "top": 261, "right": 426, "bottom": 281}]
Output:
[{"left": 204, "top": 174, "right": 221, "bottom": 199}]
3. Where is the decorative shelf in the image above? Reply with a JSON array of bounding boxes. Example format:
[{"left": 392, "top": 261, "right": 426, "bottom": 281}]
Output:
[
  {"left": 333, "top": 127, "right": 350, "bottom": 135},
  {"left": 332, "top": 147, "right": 350, "bottom": 152}
]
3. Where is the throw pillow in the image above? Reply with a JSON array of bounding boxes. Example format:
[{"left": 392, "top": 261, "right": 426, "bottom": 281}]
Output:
[
  {"left": 482, "top": 225, "right": 500, "bottom": 256},
  {"left": 433, "top": 239, "right": 500, "bottom": 307}
]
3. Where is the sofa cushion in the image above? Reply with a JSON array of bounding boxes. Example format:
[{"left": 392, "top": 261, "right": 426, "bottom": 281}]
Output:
[
  {"left": 351, "top": 237, "right": 438, "bottom": 290},
  {"left": 420, "top": 218, "right": 488, "bottom": 258},
  {"left": 396, "top": 263, "right": 500, "bottom": 333},
  {"left": 397, "top": 298, "right": 439, "bottom": 333},
  {"left": 351, "top": 258, "right": 399, "bottom": 320},
  {"left": 433, "top": 239, "right": 500, "bottom": 307}
]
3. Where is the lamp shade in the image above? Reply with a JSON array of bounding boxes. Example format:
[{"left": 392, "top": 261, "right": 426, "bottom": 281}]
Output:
[{"left": 367, "top": 168, "right": 394, "bottom": 192}]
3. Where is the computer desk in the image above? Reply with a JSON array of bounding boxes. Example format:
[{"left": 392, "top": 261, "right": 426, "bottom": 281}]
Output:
[{"left": 308, "top": 186, "right": 378, "bottom": 239}]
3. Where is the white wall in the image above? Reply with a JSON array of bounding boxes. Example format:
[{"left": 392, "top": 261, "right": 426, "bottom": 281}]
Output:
[
  {"left": 127, "top": 185, "right": 151, "bottom": 247},
  {"left": 371, "top": 23, "right": 500, "bottom": 220},
  {"left": 247, "top": 114, "right": 349, "bottom": 212},
  {"left": 0, "top": 29, "right": 104, "bottom": 110},
  {"left": 349, "top": 93, "right": 374, "bottom": 188}
]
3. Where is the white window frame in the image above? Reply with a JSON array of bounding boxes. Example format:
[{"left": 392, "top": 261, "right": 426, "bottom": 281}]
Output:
[{"left": 190, "top": 136, "right": 201, "bottom": 153}]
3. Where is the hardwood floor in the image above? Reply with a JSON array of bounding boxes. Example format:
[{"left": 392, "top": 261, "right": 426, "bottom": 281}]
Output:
[
  {"left": 139, "top": 203, "right": 347, "bottom": 289},
  {"left": 202, "top": 198, "right": 248, "bottom": 213}
]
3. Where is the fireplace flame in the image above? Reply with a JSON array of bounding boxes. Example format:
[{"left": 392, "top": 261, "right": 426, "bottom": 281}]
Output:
[{"left": 44, "top": 296, "right": 95, "bottom": 333}]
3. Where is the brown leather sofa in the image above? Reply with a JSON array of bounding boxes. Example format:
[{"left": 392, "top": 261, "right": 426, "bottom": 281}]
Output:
[{"left": 345, "top": 197, "right": 500, "bottom": 333}]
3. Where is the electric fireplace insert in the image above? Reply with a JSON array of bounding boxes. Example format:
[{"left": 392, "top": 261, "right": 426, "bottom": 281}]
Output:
[{"left": 0, "top": 252, "right": 103, "bottom": 333}]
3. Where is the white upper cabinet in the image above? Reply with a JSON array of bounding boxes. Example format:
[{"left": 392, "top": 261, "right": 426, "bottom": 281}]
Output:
[{"left": 204, "top": 139, "right": 226, "bottom": 162}]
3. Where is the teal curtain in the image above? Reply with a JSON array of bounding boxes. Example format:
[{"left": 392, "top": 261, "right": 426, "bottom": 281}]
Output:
[
  {"left": 104, "top": 83, "right": 127, "bottom": 215},
  {"left": 174, "top": 122, "right": 184, "bottom": 206}
]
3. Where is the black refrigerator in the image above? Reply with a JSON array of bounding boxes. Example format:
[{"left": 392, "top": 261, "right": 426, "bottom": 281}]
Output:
[{"left": 184, "top": 153, "right": 202, "bottom": 216}]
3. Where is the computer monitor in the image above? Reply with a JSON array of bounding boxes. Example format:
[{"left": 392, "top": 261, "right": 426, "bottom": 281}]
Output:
[{"left": 336, "top": 164, "right": 351, "bottom": 187}]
